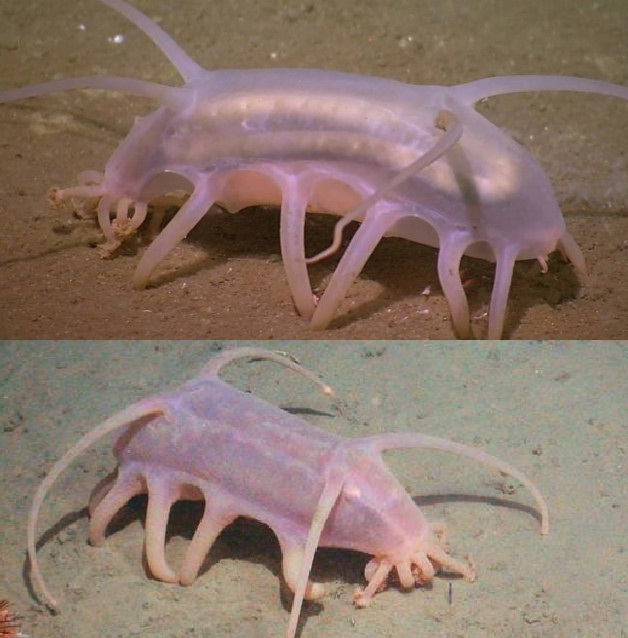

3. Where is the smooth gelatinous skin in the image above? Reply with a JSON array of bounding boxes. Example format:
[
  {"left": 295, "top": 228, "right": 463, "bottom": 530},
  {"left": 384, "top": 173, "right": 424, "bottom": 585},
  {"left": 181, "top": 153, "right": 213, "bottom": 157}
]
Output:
[
  {"left": 2, "top": 0, "right": 626, "bottom": 337},
  {"left": 27, "top": 348, "right": 548, "bottom": 638}
]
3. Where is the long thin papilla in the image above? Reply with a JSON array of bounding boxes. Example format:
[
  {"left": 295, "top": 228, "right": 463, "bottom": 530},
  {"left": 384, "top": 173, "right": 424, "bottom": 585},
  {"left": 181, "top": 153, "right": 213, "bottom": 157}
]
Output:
[
  {"left": 198, "top": 347, "right": 334, "bottom": 399},
  {"left": 452, "top": 74, "right": 628, "bottom": 105},
  {"left": 285, "top": 455, "right": 349, "bottom": 638},
  {"left": 0, "top": 75, "right": 183, "bottom": 108},
  {"left": 306, "top": 109, "right": 463, "bottom": 264},
  {"left": 362, "top": 432, "right": 549, "bottom": 534},
  {"left": 28, "top": 402, "right": 165, "bottom": 610},
  {"left": 98, "top": 0, "right": 204, "bottom": 82}
]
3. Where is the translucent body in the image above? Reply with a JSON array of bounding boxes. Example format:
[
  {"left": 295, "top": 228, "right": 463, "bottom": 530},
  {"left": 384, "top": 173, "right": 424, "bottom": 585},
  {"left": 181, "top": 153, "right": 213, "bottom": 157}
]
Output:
[{"left": 2, "top": 0, "right": 627, "bottom": 337}]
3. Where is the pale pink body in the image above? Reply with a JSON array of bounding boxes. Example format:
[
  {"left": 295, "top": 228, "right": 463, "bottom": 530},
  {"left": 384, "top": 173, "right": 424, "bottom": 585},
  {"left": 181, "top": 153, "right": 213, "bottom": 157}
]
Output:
[
  {"left": 103, "top": 372, "right": 432, "bottom": 562},
  {"left": 28, "top": 348, "right": 548, "bottom": 638}
]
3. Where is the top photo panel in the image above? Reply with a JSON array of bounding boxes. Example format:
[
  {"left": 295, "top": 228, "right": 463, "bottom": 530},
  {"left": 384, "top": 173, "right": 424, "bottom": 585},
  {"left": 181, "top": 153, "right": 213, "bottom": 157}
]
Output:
[{"left": 1, "top": 0, "right": 627, "bottom": 338}]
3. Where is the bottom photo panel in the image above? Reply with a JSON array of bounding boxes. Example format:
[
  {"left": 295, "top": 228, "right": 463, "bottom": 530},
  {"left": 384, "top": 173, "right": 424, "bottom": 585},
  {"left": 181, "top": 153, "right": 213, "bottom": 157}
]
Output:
[{"left": 0, "top": 341, "right": 624, "bottom": 637}]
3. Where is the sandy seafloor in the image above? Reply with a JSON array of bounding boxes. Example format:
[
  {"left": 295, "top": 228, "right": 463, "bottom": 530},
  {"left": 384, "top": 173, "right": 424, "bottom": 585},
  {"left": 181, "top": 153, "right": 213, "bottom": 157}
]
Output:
[
  {"left": 0, "top": 0, "right": 628, "bottom": 339},
  {"left": 0, "top": 340, "right": 626, "bottom": 637}
]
